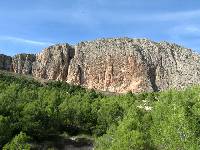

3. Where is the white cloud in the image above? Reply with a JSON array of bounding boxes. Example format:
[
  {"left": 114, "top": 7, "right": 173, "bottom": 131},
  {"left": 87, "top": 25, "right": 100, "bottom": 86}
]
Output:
[
  {"left": 182, "top": 26, "right": 200, "bottom": 33},
  {"left": 148, "top": 10, "right": 200, "bottom": 21},
  {"left": 0, "top": 36, "right": 53, "bottom": 46},
  {"left": 90, "top": 9, "right": 200, "bottom": 24},
  {"left": 169, "top": 25, "right": 200, "bottom": 37},
  {"left": 166, "top": 25, "right": 200, "bottom": 52}
]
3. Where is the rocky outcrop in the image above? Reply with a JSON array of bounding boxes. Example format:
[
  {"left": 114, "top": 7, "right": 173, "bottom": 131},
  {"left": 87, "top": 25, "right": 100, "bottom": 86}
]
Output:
[
  {"left": 32, "top": 44, "right": 74, "bottom": 80},
  {"left": 1, "top": 37, "right": 200, "bottom": 93},
  {"left": 12, "top": 54, "right": 36, "bottom": 75},
  {"left": 0, "top": 54, "right": 12, "bottom": 71},
  {"left": 66, "top": 38, "right": 200, "bottom": 93},
  {"left": 66, "top": 39, "right": 151, "bottom": 93}
]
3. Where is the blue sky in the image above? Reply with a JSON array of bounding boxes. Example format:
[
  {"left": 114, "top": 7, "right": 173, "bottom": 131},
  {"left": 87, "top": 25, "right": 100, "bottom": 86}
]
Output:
[{"left": 1, "top": 0, "right": 200, "bottom": 56}]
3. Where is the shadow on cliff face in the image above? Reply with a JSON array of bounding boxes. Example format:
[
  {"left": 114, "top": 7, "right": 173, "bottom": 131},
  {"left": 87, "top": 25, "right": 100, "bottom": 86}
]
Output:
[
  {"left": 77, "top": 65, "right": 84, "bottom": 85},
  {"left": 148, "top": 67, "right": 158, "bottom": 92}
]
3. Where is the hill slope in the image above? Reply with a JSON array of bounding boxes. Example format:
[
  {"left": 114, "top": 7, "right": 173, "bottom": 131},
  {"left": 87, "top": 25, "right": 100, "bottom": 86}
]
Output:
[{"left": 0, "top": 70, "right": 200, "bottom": 149}]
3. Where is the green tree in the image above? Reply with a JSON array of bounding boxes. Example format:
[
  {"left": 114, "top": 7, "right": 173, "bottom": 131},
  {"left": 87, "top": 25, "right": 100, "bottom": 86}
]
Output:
[
  {"left": 3, "top": 132, "right": 30, "bottom": 150},
  {"left": 93, "top": 98, "right": 124, "bottom": 135},
  {"left": 0, "top": 116, "right": 12, "bottom": 146},
  {"left": 96, "top": 106, "right": 145, "bottom": 150},
  {"left": 150, "top": 90, "right": 199, "bottom": 150}
]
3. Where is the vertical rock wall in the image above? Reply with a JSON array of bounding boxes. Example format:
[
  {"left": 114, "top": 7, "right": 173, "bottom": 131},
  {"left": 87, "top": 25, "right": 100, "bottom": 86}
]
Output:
[
  {"left": 1, "top": 38, "right": 200, "bottom": 93},
  {"left": 12, "top": 54, "right": 36, "bottom": 75},
  {"left": 0, "top": 54, "right": 12, "bottom": 71},
  {"left": 32, "top": 44, "right": 74, "bottom": 81}
]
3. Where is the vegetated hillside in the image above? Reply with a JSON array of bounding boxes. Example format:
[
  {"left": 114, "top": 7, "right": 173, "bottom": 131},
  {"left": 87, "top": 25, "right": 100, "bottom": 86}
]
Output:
[
  {"left": 0, "top": 72, "right": 200, "bottom": 150},
  {"left": 1, "top": 38, "right": 200, "bottom": 94}
]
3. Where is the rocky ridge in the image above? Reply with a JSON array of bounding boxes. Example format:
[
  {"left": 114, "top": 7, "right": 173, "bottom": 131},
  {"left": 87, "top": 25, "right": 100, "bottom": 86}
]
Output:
[
  {"left": 12, "top": 54, "right": 36, "bottom": 75},
  {"left": 1, "top": 37, "right": 200, "bottom": 93},
  {"left": 0, "top": 54, "right": 12, "bottom": 71}
]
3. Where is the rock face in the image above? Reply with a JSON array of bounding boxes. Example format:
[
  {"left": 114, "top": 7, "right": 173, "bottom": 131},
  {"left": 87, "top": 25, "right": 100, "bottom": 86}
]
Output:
[
  {"left": 65, "top": 38, "right": 200, "bottom": 93},
  {"left": 1, "top": 37, "right": 200, "bottom": 93},
  {"left": 0, "top": 54, "right": 12, "bottom": 71},
  {"left": 12, "top": 54, "right": 36, "bottom": 75},
  {"left": 32, "top": 44, "right": 74, "bottom": 80},
  {"left": 67, "top": 39, "right": 151, "bottom": 93}
]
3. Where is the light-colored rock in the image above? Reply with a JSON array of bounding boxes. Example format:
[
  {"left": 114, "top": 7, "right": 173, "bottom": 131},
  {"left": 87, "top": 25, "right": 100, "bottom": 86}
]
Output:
[
  {"left": 12, "top": 54, "right": 36, "bottom": 75},
  {"left": 32, "top": 44, "right": 74, "bottom": 81},
  {"left": 66, "top": 38, "right": 200, "bottom": 93},
  {"left": 1, "top": 37, "right": 200, "bottom": 93},
  {"left": 67, "top": 39, "right": 152, "bottom": 93}
]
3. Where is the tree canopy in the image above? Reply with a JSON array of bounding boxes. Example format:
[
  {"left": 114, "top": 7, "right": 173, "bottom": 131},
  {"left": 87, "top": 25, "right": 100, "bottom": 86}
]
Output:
[{"left": 0, "top": 73, "right": 199, "bottom": 149}]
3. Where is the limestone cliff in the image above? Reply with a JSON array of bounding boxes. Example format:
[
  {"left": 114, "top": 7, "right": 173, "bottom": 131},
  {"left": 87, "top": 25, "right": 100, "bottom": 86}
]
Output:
[
  {"left": 0, "top": 54, "right": 12, "bottom": 71},
  {"left": 1, "top": 38, "right": 200, "bottom": 93},
  {"left": 32, "top": 44, "right": 74, "bottom": 80},
  {"left": 12, "top": 54, "right": 36, "bottom": 75}
]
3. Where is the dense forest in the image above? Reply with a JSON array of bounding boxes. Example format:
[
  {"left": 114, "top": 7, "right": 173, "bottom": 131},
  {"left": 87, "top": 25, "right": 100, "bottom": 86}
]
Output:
[{"left": 0, "top": 72, "right": 200, "bottom": 150}]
